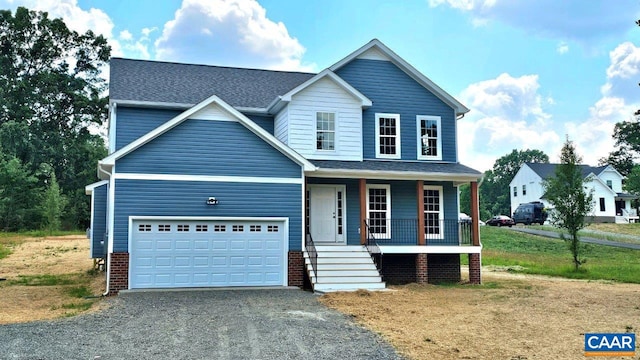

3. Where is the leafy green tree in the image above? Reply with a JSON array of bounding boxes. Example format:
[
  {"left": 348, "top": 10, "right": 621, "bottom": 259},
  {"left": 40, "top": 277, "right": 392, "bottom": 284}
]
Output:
[
  {"left": 0, "top": 7, "right": 109, "bottom": 229},
  {"left": 480, "top": 149, "right": 549, "bottom": 216},
  {"left": 598, "top": 146, "right": 635, "bottom": 177},
  {"left": 0, "top": 156, "right": 40, "bottom": 231},
  {"left": 543, "top": 137, "right": 594, "bottom": 270},
  {"left": 624, "top": 165, "right": 640, "bottom": 197},
  {"left": 41, "top": 171, "right": 67, "bottom": 233}
]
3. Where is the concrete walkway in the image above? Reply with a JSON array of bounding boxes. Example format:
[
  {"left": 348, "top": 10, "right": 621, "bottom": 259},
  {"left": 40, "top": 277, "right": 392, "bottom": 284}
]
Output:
[{"left": 509, "top": 227, "right": 640, "bottom": 250}]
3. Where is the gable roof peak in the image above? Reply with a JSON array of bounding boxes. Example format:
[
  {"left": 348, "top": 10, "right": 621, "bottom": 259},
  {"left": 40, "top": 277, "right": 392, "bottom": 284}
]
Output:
[{"left": 329, "top": 39, "right": 470, "bottom": 116}]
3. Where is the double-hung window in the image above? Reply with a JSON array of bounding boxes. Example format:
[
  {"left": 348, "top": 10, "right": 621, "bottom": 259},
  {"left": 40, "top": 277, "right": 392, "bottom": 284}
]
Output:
[
  {"left": 424, "top": 186, "right": 443, "bottom": 239},
  {"left": 316, "top": 112, "right": 335, "bottom": 151},
  {"left": 417, "top": 115, "right": 442, "bottom": 160},
  {"left": 375, "top": 113, "right": 400, "bottom": 159},
  {"left": 366, "top": 184, "right": 391, "bottom": 239}
]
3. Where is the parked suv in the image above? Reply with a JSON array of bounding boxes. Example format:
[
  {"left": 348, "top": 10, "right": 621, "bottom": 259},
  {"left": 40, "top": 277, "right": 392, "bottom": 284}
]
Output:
[{"left": 513, "top": 201, "right": 548, "bottom": 225}]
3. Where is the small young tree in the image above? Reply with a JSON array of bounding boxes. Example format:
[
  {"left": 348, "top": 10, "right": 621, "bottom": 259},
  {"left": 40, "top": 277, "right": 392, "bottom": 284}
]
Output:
[
  {"left": 41, "top": 172, "right": 67, "bottom": 233},
  {"left": 543, "top": 137, "right": 594, "bottom": 270}
]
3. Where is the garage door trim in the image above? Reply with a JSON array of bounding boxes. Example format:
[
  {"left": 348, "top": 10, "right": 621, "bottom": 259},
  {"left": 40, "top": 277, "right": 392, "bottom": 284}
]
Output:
[{"left": 128, "top": 216, "right": 289, "bottom": 289}]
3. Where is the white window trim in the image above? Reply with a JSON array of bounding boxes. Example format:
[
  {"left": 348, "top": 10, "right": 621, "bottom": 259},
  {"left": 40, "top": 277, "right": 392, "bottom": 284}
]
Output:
[
  {"left": 366, "top": 184, "right": 391, "bottom": 239},
  {"left": 416, "top": 115, "right": 442, "bottom": 160},
  {"left": 315, "top": 111, "right": 337, "bottom": 152},
  {"left": 375, "top": 113, "right": 401, "bottom": 159},
  {"left": 423, "top": 185, "right": 444, "bottom": 239}
]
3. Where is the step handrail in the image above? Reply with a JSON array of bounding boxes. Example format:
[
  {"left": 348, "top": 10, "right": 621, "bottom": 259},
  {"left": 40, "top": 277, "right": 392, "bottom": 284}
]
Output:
[
  {"left": 363, "top": 219, "right": 383, "bottom": 271},
  {"left": 305, "top": 232, "right": 318, "bottom": 284}
]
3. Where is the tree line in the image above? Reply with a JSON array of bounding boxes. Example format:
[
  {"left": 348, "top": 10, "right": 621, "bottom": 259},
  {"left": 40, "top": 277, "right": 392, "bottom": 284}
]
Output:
[{"left": 0, "top": 7, "right": 109, "bottom": 231}]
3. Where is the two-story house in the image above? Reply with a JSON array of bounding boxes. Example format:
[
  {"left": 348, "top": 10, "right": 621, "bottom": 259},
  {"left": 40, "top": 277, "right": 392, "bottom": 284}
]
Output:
[
  {"left": 509, "top": 163, "right": 638, "bottom": 223},
  {"left": 86, "top": 39, "right": 483, "bottom": 294}
]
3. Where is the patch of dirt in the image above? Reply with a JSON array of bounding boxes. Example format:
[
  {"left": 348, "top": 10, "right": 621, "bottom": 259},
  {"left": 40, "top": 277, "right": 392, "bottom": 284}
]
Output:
[
  {"left": 0, "top": 235, "right": 106, "bottom": 324},
  {"left": 320, "top": 270, "right": 640, "bottom": 360}
]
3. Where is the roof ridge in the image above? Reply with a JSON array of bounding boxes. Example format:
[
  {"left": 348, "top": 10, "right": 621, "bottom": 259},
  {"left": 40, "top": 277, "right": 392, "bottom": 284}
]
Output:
[{"left": 110, "top": 57, "right": 316, "bottom": 75}]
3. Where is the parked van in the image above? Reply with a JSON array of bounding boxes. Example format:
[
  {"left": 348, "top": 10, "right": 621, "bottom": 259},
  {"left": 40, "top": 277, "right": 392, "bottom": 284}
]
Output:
[{"left": 513, "top": 201, "right": 548, "bottom": 225}]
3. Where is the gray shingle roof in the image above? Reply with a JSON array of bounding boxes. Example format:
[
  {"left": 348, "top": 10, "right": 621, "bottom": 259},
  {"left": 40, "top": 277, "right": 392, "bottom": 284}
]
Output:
[
  {"left": 109, "top": 58, "right": 315, "bottom": 108},
  {"left": 311, "top": 160, "right": 482, "bottom": 177},
  {"left": 526, "top": 163, "right": 609, "bottom": 179}
]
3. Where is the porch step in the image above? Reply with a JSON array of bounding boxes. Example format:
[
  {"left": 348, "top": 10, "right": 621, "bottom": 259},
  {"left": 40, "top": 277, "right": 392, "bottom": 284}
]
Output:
[
  {"left": 313, "top": 282, "right": 386, "bottom": 292},
  {"left": 306, "top": 263, "right": 377, "bottom": 271},
  {"left": 303, "top": 244, "right": 385, "bottom": 293},
  {"left": 314, "top": 275, "right": 382, "bottom": 283}
]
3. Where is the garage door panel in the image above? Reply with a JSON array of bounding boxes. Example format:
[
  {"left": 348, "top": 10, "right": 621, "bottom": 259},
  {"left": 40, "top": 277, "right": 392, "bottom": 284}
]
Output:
[
  {"left": 211, "top": 256, "right": 227, "bottom": 266},
  {"left": 156, "top": 240, "right": 172, "bottom": 250},
  {"left": 212, "top": 240, "right": 227, "bottom": 250},
  {"left": 130, "top": 219, "right": 286, "bottom": 289},
  {"left": 175, "top": 240, "right": 191, "bottom": 250},
  {"left": 156, "top": 257, "right": 173, "bottom": 267},
  {"left": 193, "top": 257, "right": 209, "bottom": 267},
  {"left": 194, "top": 240, "right": 209, "bottom": 250},
  {"left": 174, "top": 256, "right": 190, "bottom": 267}
]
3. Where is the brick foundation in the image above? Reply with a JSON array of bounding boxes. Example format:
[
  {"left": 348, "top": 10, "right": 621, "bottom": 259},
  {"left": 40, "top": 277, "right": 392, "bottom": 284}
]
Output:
[
  {"left": 108, "top": 252, "right": 129, "bottom": 295},
  {"left": 426, "top": 254, "right": 461, "bottom": 284},
  {"left": 288, "top": 251, "right": 304, "bottom": 287},
  {"left": 379, "top": 254, "right": 417, "bottom": 285},
  {"left": 416, "top": 254, "right": 428, "bottom": 284},
  {"left": 469, "top": 253, "right": 482, "bottom": 284}
]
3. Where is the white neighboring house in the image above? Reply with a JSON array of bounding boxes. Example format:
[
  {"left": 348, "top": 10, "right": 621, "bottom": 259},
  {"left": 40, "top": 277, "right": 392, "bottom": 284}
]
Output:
[{"left": 509, "top": 163, "right": 639, "bottom": 223}]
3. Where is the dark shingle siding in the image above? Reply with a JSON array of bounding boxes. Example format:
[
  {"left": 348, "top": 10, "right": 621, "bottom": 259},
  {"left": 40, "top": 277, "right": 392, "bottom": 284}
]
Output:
[
  {"left": 109, "top": 58, "right": 315, "bottom": 108},
  {"left": 311, "top": 160, "right": 482, "bottom": 176}
]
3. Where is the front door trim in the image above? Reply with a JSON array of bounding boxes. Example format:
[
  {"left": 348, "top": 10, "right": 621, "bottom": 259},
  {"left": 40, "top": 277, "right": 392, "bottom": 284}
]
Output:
[{"left": 308, "top": 184, "right": 347, "bottom": 244}]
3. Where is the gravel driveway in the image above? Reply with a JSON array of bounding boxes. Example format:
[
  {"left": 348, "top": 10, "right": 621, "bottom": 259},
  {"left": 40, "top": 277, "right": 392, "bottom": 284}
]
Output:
[{"left": 0, "top": 289, "right": 403, "bottom": 360}]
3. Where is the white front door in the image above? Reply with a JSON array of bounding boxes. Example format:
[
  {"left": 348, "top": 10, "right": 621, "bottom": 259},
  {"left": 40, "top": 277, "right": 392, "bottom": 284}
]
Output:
[{"left": 309, "top": 185, "right": 345, "bottom": 243}]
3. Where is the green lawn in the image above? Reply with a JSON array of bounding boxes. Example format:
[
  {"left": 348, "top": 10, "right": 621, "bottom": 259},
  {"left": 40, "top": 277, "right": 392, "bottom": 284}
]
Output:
[{"left": 479, "top": 226, "right": 640, "bottom": 283}]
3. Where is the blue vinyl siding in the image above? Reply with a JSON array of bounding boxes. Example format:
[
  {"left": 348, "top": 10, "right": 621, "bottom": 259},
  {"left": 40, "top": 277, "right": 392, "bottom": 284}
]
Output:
[
  {"left": 113, "top": 180, "right": 302, "bottom": 252},
  {"left": 115, "top": 107, "right": 182, "bottom": 151},
  {"left": 245, "top": 114, "right": 274, "bottom": 134},
  {"left": 116, "top": 119, "right": 301, "bottom": 178},
  {"left": 306, "top": 179, "right": 459, "bottom": 245},
  {"left": 91, "top": 184, "right": 108, "bottom": 258},
  {"left": 335, "top": 59, "right": 457, "bottom": 162}
]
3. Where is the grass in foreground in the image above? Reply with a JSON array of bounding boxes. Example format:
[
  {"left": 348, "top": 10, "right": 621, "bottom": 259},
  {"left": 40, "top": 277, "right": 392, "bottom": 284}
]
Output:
[
  {"left": 479, "top": 226, "right": 640, "bottom": 283},
  {"left": 0, "top": 230, "right": 84, "bottom": 260}
]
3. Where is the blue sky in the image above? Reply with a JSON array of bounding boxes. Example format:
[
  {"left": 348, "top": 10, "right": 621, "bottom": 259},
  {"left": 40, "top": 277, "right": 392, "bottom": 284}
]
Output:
[{"left": 2, "top": 0, "right": 639, "bottom": 171}]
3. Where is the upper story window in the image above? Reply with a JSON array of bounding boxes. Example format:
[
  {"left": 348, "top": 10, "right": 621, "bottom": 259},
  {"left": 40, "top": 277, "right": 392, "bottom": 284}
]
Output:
[
  {"left": 513, "top": 186, "right": 517, "bottom": 197},
  {"left": 606, "top": 180, "right": 612, "bottom": 189},
  {"left": 522, "top": 185, "right": 527, "bottom": 195},
  {"left": 375, "top": 113, "right": 401, "bottom": 159},
  {"left": 417, "top": 115, "right": 442, "bottom": 160},
  {"left": 316, "top": 112, "right": 335, "bottom": 151}
]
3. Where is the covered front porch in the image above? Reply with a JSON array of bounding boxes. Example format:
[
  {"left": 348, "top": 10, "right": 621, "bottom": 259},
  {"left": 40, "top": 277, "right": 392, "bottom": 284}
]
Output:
[{"left": 303, "top": 161, "right": 483, "bottom": 287}]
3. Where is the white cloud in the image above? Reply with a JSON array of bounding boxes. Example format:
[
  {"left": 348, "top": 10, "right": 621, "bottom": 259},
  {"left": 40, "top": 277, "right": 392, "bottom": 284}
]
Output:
[
  {"left": 119, "top": 30, "right": 133, "bottom": 41},
  {"left": 458, "top": 73, "right": 560, "bottom": 171},
  {"left": 460, "top": 41, "right": 640, "bottom": 171},
  {"left": 141, "top": 27, "right": 158, "bottom": 37},
  {"left": 429, "top": 0, "right": 638, "bottom": 45},
  {"left": 606, "top": 42, "right": 640, "bottom": 80},
  {"left": 154, "top": 0, "right": 314, "bottom": 71},
  {"left": 556, "top": 41, "right": 569, "bottom": 55}
]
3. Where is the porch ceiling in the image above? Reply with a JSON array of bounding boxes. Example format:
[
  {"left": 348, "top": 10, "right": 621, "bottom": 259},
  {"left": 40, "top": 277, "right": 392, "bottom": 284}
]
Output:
[{"left": 308, "top": 160, "right": 482, "bottom": 182}]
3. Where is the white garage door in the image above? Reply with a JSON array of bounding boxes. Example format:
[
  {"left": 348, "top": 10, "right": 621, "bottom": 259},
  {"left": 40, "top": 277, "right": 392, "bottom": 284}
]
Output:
[{"left": 129, "top": 219, "right": 286, "bottom": 289}]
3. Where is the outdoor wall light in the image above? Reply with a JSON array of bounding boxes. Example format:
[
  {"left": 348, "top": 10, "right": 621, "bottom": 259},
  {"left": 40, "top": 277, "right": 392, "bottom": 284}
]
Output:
[{"left": 206, "top": 197, "right": 219, "bottom": 205}]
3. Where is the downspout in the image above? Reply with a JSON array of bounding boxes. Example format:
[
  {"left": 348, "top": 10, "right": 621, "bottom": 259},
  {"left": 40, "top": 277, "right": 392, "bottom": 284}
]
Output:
[{"left": 98, "top": 165, "right": 112, "bottom": 297}]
